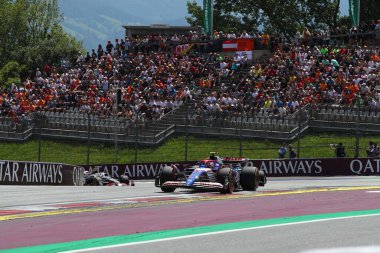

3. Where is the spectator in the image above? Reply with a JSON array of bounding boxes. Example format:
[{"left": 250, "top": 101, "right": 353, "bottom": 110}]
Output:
[
  {"left": 374, "top": 142, "right": 380, "bottom": 157},
  {"left": 278, "top": 143, "right": 287, "bottom": 158},
  {"left": 334, "top": 143, "right": 346, "bottom": 157},
  {"left": 366, "top": 141, "right": 375, "bottom": 157},
  {"left": 302, "top": 27, "right": 311, "bottom": 45},
  {"left": 289, "top": 144, "right": 297, "bottom": 159}
]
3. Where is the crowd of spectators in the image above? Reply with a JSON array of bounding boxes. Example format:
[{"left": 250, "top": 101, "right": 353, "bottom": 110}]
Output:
[
  {"left": 195, "top": 38, "right": 380, "bottom": 120},
  {"left": 0, "top": 32, "right": 246, "bottom": 125},
  {"left": 0, "top": 27, "right": 379, "bottom": 128}
]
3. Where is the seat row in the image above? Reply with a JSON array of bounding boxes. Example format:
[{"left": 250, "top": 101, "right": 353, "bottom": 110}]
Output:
[{"left": 186, "top": 114, "right": 298, "bottom": 131}]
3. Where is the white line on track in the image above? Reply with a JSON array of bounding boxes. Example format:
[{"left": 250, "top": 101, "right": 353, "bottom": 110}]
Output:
[{"left": 60, "top": 213, "right": 380, "bottom": 253}]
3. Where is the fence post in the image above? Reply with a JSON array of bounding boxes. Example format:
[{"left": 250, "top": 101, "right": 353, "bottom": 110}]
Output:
[
  {"left": 114, "top": 118, "right": 118, "bottom": 163},
  {"left": 297, "top": 109, "right": 302, "bottom": 158},
  {"left": 38, "top": 127, "right": 41, "bottom": 162},
  {"left": 86, "top": 113, "right": 90, "bottom": 165},
  {"left": 355, "top": 105, "right": 360, "bottom": 158},
  {"left": 185, "top": 106, "right": 189, "bottom": 161},
  {"left": 134, "top": 111, "right": 138, "bottom": 163},
  {"left": 239, "top": 109, "right": 243, "bottom": 157}
]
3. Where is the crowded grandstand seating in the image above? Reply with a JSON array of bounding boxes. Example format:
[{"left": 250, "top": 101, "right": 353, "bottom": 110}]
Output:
[{"left": 0, "top": 29, "right": 379, "bottom": 141}]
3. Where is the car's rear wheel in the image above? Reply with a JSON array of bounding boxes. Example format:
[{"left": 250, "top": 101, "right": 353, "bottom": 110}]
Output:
[
  {"left": 160, "top": 166, "right": 176, "bottom": 192},
  {"left": 240, "top": 166, "right": 259, "bottom": 191},
  {"left": 217, "top": 168, "right": 234, "bottom": 194},
  {"left": 258, "top": 170, "right": 267, "bottom": 186},
  {"left": 90, "top": 176, "right": 102, "bottom": 186},
  {"left": 119, "top": 175, "right": 130, "bottom": 185}
]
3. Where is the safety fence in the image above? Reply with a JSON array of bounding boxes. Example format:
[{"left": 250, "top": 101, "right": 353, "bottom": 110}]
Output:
[{"left": 0, "top": 105, "right": 379, "bottom": 165}]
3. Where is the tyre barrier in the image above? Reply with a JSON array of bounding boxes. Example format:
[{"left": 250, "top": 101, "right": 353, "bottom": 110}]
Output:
[{"left": 0, "top": 160, "right": 84, "bottom": 186}]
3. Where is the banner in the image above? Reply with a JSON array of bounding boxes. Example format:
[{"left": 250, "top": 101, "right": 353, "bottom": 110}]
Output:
[
  {"left": 203, "top": 0, "right": 213, "bottom": 36},
  {"left": 349, "top": 0, "right": 360, "bottom": 27},
  {"left": 81, "top": 162, "right": 194, "bottom": 179},
  {"left": 175, "top": 44, "right": 194, "bottom": 55},
  {"left": 249, "top": 158, "right": 380, "bottom": 176},
  {"left": 0, "top": 160, "right": 84, "bottom": 186},
  {"left": 82, "top": 158, "right": 380, "bottom": 179}
]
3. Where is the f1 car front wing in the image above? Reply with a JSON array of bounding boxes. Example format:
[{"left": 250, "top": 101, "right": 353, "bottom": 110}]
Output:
[{"left": 162, "top": 181, "right": 224, "bottom": 190}]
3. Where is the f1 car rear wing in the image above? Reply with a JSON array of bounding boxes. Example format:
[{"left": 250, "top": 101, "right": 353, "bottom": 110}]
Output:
[{"left": 222, "top": 157, "right": 252, "bottom": 165}]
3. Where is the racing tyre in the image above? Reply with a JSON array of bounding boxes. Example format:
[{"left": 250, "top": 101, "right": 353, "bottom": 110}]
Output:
[
  {"left": 160, "top": 166, "right": 176, "bottom": 192},
  {"left": 240, "top": 166, "right": 259, "bottom": 191},
  {"left": 217, "top": 168, "right": 235, "bottom": 194},
  {"left": 119, "top": 175, "right": 130, "bottom": 185},
  {"left": 258, "top": 170, "right": 267, "bottom": 187},
  {"left": 90, "top": 176, "right": 102, "bottom": 186}
]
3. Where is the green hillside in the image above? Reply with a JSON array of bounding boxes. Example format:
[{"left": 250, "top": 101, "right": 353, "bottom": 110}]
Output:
[{"left": 0, "top": 134, "right": 375, "bottom": 165}]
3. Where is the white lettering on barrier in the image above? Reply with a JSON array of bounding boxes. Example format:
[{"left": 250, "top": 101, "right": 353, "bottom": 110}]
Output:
[
  {"left": 273, "top": 161, "right": 282, "bottom": 174},
  {"left": 137, "top": 165, "right": 144, "bottom": 177},
  {"left": 32, "top": 164, "right": 39, "bottom": 182},
  {"left": 73, "top": 167, "right": 83, "bottom": 186},
  {"left": 314, "top": 160, "right": 323, "bottom": 173},
  {"left": 111, "top": 166, "right": 119, "bottom": 178},
  {"left": 350, "top": 159, "right": 380, "bottom": 174},
  {"left": 297, "top": 161, "right": 307, "bottom": 174},
  {"left": 259, "top": 160, "right": 323, "bottom": 175},
  {"left": 0, "top": 161, "right": 63, "bottom": 184}
]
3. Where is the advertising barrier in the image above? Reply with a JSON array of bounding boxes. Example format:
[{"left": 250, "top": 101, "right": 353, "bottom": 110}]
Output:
[
  {"left": 248, "top": 158, "right": 380, "bottom": 176},
  {"left": 82, "top": 158, "right": 380, "bottom": 179},
  {"left": 0, "top": 160, "right": 84, "bottom": 186},
  {"left": 81, "top": 162, "right": 193, "bottom": 180}
]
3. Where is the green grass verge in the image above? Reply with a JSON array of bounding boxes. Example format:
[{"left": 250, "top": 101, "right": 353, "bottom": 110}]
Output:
[{"left": 0, "top": 133, "right": 377, "bottom": 165}]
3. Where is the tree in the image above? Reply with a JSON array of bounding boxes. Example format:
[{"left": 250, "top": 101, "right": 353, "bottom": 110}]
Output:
[
  {"left": 186, "top": 0, "right": 260, "bottom": 34},
  {"left": 186, "top": 0, "right": 342, "bottom": 39},
  {"left": 360, "top": 0, "right": 380, "bottom": 24},
  {"left": 0, "top": 61, "right": 25, "bottom": 87},
  {"left": 0, "top": 0, "right": 83, "bottom": 81}
]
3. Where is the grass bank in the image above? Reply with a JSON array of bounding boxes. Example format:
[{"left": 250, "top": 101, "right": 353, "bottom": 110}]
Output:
[{"left": 0, "top": 134, "right": 376, "bottom": 165}]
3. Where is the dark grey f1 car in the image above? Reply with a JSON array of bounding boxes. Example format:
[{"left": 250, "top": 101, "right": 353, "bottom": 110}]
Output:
[
  {"left": 84, "top": 172, "right": 133, "bottom": 186},
  {"left": 155, "top": 154, "right": 266, "bottom": 193}
]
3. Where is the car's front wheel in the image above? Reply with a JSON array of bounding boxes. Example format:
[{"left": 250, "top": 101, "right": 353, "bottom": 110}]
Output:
[
  {"left": 217, "top": 168, "right": 235, "bottom": 194},
  {"left": 160, "top": 166, "right": 176, "bottom": 192}
]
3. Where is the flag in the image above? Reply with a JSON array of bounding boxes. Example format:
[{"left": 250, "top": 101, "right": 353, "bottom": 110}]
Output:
[
  {"left": 349, "top": 0, "right": 360, "bottom": 27},
  {"left": 222, "top": 41, "right": 238, "bottom": 52},
  {"left": 203, "top": 0, "right": 213, "bottom": 36},
  {"left": 222, "top": 39, "right": 254, "bottom": 52}
]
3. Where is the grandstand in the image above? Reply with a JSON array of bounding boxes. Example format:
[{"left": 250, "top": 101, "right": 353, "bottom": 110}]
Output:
[{"left": 0, "top": 28, "right": 379, "bottom": 145}]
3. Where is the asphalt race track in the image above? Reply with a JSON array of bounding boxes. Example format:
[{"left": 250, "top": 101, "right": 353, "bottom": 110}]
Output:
[{"left": 1, "top": 176, "right": 380, "bottom": 253}]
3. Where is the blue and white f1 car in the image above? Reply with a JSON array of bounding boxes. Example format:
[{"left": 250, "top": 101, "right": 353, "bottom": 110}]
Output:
[{"left": 155, "top": 154, "right": 266, "bottom": 193}]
